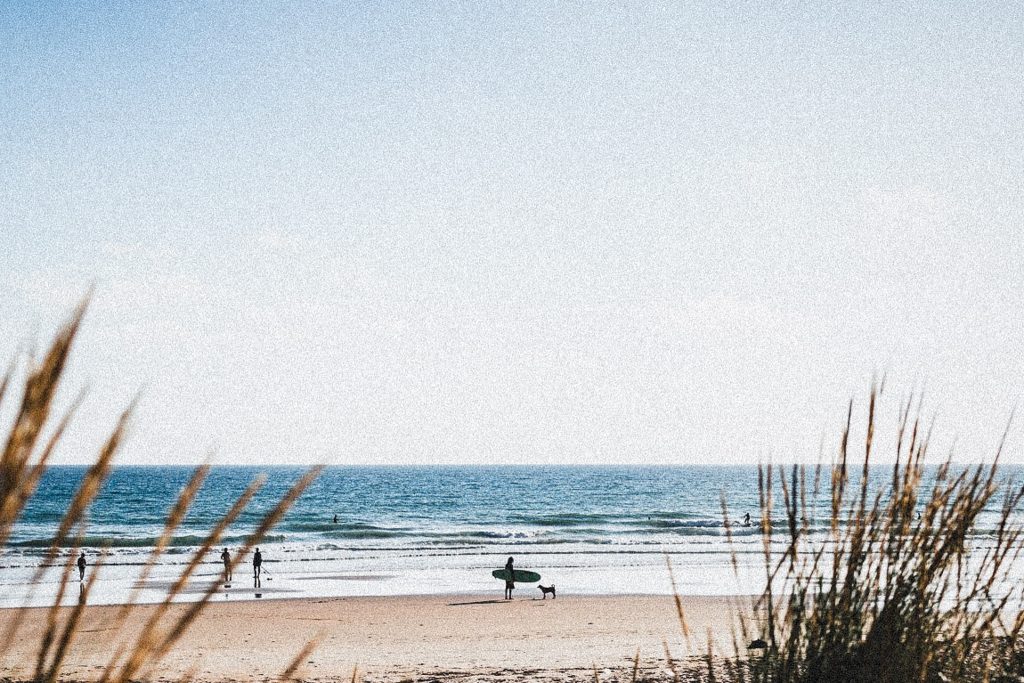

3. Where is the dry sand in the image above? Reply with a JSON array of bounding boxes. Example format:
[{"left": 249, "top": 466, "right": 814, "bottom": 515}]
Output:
[{"left": 0, "top": 593, "right": 757, "bottom": 682}]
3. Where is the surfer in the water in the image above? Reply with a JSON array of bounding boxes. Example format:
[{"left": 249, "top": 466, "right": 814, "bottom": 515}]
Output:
[{"left": 504, "top": 556, "right": 515, "bottom": 600}]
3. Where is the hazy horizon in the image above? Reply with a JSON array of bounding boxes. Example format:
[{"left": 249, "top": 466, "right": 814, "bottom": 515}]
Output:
[{"left": 2, "top": 3, "right": 1022, "bottom": 466}]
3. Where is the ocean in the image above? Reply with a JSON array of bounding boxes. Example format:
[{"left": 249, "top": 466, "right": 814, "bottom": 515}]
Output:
[{"left": 2, "top": 465, "right": 1020, "bottom": 607}]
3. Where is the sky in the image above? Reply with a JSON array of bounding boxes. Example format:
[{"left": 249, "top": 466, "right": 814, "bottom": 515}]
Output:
[{"left": 1, "top": 2, "right": 1022, "bottom": 466}]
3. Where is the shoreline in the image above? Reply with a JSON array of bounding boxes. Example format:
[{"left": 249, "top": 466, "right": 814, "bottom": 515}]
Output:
[
  {"left": 0, "top": 592, "right": 759, "bottom": 682},
  {"left": 0, "top": 588, "right": 743, "bottom": 609},
  {"left": 0, "top": 557, "right": 768, "bottom": 608}
]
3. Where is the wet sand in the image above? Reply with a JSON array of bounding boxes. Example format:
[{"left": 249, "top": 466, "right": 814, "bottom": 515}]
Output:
[{"left": 0, "top": 593, "right": 757, "bottom": 682}]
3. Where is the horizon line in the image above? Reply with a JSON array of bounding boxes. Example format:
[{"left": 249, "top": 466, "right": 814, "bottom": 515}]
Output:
[{"left": 41, "top": 460, "right": 1017, "bottom": 468}]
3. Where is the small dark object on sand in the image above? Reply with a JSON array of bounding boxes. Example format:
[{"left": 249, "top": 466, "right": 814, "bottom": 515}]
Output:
[{"left": 748, "top": 638, "right": 767, "bottom": 649}]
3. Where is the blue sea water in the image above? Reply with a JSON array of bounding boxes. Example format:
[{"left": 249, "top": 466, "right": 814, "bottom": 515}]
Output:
[{"left": 2, "top": 465, "right": 1020, "bottom": 606}]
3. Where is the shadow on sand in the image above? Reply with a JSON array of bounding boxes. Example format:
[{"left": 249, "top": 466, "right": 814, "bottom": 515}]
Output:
[{"left": 447, "top": 599, "right": 510, "bottom": 606}]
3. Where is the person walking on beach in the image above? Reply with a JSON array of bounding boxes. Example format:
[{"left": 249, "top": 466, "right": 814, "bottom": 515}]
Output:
[
  {"left": 220, "top": 547, "right": 232, "bottom": 583},
  {"left": 504, "top": 556, "right": 515, "bottom": 600},
  {"left": 253, "top": 547, "right": 262, "bottom": 587},
  {"left": 77, "top": 551, "right": 87, "bottom": 581}
]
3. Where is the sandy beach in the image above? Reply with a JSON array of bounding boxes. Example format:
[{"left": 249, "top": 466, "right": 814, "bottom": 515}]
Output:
[{"left": 0, "top": 593, "right": 757, "bottom": 682}]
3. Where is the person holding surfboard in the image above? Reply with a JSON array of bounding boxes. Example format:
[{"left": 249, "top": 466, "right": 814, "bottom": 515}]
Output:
[
  {"left": 491, "top": 561, "right": 540, "bottom": 596},
  {"left": 504, "top": 556, "right": 515, "bottom": 600}
]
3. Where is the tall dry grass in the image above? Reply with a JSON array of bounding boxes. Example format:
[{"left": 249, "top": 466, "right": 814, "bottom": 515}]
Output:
[
  {"left": 724, "top": 385, "right": 1024, "bottom": 683},
  {"left": 0, "top": 302, "right": 327, "bottom": 682}
]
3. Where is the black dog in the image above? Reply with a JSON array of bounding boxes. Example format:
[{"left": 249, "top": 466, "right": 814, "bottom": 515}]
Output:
[{"left": 538, "top": 584, "right": 556, "bottom": 599}]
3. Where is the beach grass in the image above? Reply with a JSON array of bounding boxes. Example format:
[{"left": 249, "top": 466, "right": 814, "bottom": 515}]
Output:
[
  {"left": 0, "top": 301, "right": 329, "bottom": 682},
  {"left": 715, "top": 384, "right": 1024, "bottom": 683}
]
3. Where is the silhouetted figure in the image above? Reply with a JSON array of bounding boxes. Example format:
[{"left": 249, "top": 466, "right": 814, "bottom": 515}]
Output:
[
  {"left": 220, "top": 547, "right": 232, "bottom": 583},
  {"left": 253, "top": 547, "right": 262, "bottom": 587},
  {"left": 504, "top": 556, "right": 515, "bottom": 600},
  {"left": 333, "top": 514, "right": 338, "bottom": 524},
  {"left": 743, "top": 512, "right": 751, "bottom": 527},
  {"left": 77, "top": 551, "right": 87, "bottom": 581}
]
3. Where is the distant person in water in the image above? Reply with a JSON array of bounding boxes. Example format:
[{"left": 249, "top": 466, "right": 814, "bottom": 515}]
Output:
[
  {"left": 253, "top": 547, "right": 262, "bottom": 586},
  {"left": 504, "top": 556, "right": 515, "bottom": 600},
  {"left": 220, "top": 547, "right": 232, "bottom": 582},
  {"left": 333, "top": 514, "right": 338, "bottom": 524},
  {"left": 743, "top": 512, "right": 751, "bottom": 527},
  {"left": 77, "top": 551, "right": 87, "bottom": 581}
]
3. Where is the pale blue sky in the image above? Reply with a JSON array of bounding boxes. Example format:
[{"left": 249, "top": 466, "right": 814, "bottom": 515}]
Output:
[{"left": 2, "top": 2, "right": 1022, "bottom": 465}]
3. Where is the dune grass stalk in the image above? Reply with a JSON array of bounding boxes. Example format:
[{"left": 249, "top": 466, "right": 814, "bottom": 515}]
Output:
[
  {"left": 0, "top": 302, "right": 335, "bottom": 682},
  {"left": 726, "top": 386, "right": 1024, "bottom": 683}
]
